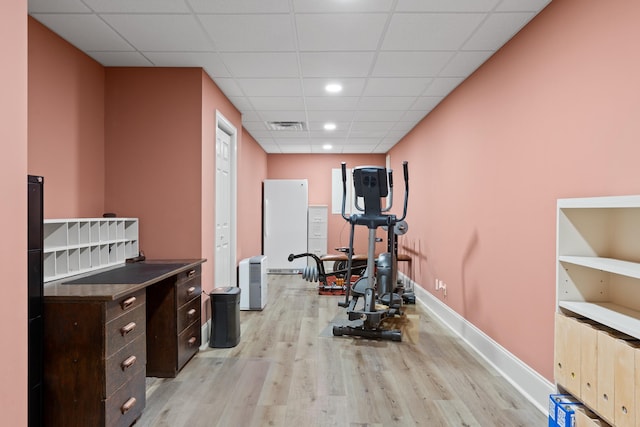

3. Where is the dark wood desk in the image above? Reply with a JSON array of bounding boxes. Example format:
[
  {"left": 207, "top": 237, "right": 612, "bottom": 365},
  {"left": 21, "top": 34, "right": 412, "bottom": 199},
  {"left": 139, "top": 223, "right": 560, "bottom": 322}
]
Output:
[{"left": 43, "top": 259, "right": 205, "bottom": 427}]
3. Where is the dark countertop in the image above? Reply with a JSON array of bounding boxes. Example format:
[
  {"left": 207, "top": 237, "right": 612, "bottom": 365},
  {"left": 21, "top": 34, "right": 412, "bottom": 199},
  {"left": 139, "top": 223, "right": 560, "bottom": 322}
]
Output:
[{"left": 44, "top": 259, "right": 206, "bottom": 302}]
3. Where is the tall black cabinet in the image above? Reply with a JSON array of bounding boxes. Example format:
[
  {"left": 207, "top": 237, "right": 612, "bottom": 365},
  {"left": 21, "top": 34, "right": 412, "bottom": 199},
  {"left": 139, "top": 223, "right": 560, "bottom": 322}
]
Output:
[{"left": 28, "top": 175, "right": 43, "bottom": 427}]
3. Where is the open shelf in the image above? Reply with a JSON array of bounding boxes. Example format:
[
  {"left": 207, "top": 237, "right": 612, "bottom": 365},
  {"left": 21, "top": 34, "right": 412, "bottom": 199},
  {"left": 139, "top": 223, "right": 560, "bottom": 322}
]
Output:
[
  {"left": 558, "top": 301, "right": 640, "bottom": 340},
  {"left": 559, "top": 256, "right": 640, "bottom": 280}
]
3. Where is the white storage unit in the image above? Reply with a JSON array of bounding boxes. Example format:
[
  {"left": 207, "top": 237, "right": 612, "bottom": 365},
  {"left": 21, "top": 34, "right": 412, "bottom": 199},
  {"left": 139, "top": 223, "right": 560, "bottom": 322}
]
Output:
[
  {"left": 263, "top": 179, "right": 308, "bottom": 273},
  {"left": 556, "top": 195, "right": 640, "bottom": 427},
  {"left": 308, "top": 205, "right": 328, "bottom": 264},
  {"left": 43, "top": 218, "right": 139, "bottom": 282},
  {"left": 238, "top": 255, "right": 267, "bottom": 310}
]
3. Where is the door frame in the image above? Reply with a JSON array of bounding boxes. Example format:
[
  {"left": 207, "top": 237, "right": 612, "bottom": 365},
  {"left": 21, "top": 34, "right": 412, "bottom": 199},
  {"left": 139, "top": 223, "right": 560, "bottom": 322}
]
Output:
[{"left": 215, "top": 110, "right": 238, "bottom": 286}]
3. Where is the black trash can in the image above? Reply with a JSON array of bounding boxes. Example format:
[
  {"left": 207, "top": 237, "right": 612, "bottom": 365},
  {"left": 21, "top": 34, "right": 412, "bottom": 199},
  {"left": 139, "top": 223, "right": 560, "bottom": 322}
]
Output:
[{"left": 209, "top": 286, "right": 241, "bottom": 348}]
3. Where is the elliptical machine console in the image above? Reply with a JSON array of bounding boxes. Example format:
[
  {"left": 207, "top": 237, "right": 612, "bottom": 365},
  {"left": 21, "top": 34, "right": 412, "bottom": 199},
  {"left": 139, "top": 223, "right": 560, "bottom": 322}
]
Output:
[{"left": 333, "top": 161, "right": 409, "bottom": 341}]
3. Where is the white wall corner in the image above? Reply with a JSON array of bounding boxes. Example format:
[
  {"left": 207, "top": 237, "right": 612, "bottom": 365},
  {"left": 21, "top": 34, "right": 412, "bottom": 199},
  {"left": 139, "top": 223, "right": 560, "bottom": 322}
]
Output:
[{"left": 402, "top": 273, "right": 554, "bottom": 415}]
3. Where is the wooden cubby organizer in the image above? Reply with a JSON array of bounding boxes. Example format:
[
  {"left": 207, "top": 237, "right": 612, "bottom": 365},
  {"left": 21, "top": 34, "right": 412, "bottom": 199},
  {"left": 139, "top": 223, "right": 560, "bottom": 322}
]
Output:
[
  {"left": 43, "top": 218, "right": 139, "bottom": 282},
  {"left": 556, "top": 195, "right": 640, "bottom": 427}
]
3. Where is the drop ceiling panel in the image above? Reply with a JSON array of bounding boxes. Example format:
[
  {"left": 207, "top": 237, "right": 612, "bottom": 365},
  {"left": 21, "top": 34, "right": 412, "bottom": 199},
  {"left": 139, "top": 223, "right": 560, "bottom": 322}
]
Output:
[
  {"left": 350, "top": 122, "right": 397, "bottom": 133},
  {"left": 259, "top": 110, "right": 307, "bottom": 122},
  {"left": 235, "top": 78, "right": 302, "bottom": 97},
  {"left": 382, "top": 13, "right": 486, "bottom": 51},
  {"left": 395, "top": 0, "right": 500, "bottom": 12},
  {"left": 463, "top": 12, "right": 536, "bottom": 50},
  {"left": 439, "top": 51, "right": 495, "bottom": 77},
  {"left": 187, "top": 0, "right": 290, "bottom": 14},
  {"left": 101, "top": 14, "right": 213, "bottom": 51},
  {"left": 198, "top": 14, "right": 295, "bottom": 52},
  {"left": 29, "top": 0, "right": 551, "bottom": 154},
  {"left": 83, "top": 0, "right": 190, "bottom": 13},
  {"left": 352, "top": 110, "right": 405, "bottom": 122},
  {"left": 248, "top": 97, "right": 305, "bottom": 110},
  {"left": 87, "top": 51, "right": 153, "bottom": 66},
  {"left": 305, "top": 97, "right": 360, "bottom": 110},
  {"left": 362, "top": 78, "right": 432, "bottom": 96},
  {"left": 372, "top": 51, "right": 455, "bottom": 77},
  {"left": 302, "top": 78, "right": 367, "bottom": 96},
  {"left": 144, "top": 52, "right": 231, "bottom": 77},
  {"left": 220, "top": 52, "right": 299, "bottom": 78},
  {"left": 28, "top": 0, "right": 90, "bottom": 13},
  {"left": 31, "top": 14, "right": 132, "bottom": 51},
  {"left": 293, "top": 0, "right": 395, "bottom": 13},
  {"left": 296, "top": 14, "right": 388, "bottom": 51},
  {"left": 411, "top": 96, "right": 444, "bottom": 111},
  {"left": 307, "top": 122, "right": 351, "bottom": 131},
  {"left": 497, "top": 0, "right": 551, "bottom": 12},
  {"left": 212, "top": 78, "right": 244, "bottom": 97},
  {"left": 357, "top": 97, "right": 418, "bottom": 111},
  {"left": 306, "top": 110, "right": 355, "bottom": 123},
  {"left": 300, "top": 52, "right": 377, "bottom": 78},
  {"left": 423, "top": 77, "right": 465, "bottom": 96}
]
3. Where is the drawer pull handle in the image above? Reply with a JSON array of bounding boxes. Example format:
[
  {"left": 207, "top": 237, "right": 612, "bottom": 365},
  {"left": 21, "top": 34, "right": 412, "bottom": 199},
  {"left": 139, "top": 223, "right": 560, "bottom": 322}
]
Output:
[
  {"left": 188, "top": 337, "right": 197, "bottom": 346},
  {"left": 187, "top": 269, "right": 196, "bottom": 278},
  {"left": 121, "top": 397, "right": 137, "bottom": 414},
  {"left": 187, "top": 286, "right": 196, "bottom": 296},
  {"left": 187, "top": 308, "right": 197, "bottom": 318},
  {"left": 121, "top": 296, "right": 136, "bottom": 310},
  {"left": 121, "top": 355, "right": 137, "bottom": 370},
  {"left": 120, "top": 322, "right": 136, "bottom": 336}
]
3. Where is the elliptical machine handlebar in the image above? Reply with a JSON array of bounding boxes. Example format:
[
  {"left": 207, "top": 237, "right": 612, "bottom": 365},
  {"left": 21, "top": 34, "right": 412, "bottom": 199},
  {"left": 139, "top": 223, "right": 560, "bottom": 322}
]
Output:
[
  {"left": 399, "top": 161, "right": 409, "bottom": 221},
  {"left": 340, "top": 162, "right": 349, "bottom": 221}
]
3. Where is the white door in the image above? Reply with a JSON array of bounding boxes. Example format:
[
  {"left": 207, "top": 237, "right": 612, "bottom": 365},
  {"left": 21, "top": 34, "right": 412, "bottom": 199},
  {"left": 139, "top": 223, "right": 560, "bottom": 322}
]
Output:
[{"left": 215, "top": 129, "right": 232, "bottom": 286}]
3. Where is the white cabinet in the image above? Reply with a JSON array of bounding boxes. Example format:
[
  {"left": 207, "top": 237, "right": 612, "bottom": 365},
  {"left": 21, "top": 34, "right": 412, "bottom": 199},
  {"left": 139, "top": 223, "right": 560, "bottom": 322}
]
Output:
[
  {"left": 43, "top": 218, "right": 139, "bottom": 282},
  {"left": 263, "top": 180, "right": 308, "bottom": 272},
  {"left": 308, "top": 205, "right": 328, "bottom": 263},
  {"left": 556, "top": 196, "right": 640, "bottom": 426}
]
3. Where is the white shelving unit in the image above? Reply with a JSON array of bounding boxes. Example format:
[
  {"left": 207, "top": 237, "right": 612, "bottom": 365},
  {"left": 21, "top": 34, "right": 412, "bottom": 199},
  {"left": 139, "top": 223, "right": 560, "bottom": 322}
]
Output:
[
  {"left": 43, "top": 218, "right": 139, "bottom": 282},
  {"left": 556, "top": 195, "right": 640, "bottom": 427},
  {"left": 557, "top": 195, "right": 640, "bottom": 340}
]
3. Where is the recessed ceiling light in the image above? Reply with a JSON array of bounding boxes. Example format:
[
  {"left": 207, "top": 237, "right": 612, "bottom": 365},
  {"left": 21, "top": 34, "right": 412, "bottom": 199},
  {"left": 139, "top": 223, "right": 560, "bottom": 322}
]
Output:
[
  {"left": 324, "top": 122, "right": 337, "bottom": 131},
  {"left": 323, "top": 144, "right": 332, "bottom": 150},
  {"left": 325, "top": 83, "right": 343, "bottom": 93}
]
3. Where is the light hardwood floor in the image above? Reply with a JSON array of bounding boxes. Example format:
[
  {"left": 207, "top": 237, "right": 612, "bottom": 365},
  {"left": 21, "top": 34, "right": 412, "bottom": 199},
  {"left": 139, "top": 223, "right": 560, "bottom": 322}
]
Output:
[{"left": 136, "top": 275, "right": 545, "bottom": 426}]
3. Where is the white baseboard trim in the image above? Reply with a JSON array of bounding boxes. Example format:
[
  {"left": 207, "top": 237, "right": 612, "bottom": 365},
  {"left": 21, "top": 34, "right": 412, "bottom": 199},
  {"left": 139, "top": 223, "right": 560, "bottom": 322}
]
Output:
[
  {"left": 199, "top": 320, "right": 211, "bottom": 351},
  {"left": 404, "top": 275, "right": 554, "bottom": 415}
]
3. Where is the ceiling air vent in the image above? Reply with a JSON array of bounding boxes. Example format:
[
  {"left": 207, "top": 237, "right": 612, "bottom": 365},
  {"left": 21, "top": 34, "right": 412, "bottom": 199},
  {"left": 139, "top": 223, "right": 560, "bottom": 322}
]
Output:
[{"left": 266, "top": 121, "right": 307, "bottom": 131}]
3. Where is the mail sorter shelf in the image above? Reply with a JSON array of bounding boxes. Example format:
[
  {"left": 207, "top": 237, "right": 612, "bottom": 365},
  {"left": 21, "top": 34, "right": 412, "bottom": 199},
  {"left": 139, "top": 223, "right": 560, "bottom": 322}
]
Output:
[{"left": 43, "top": 218, "right": 139, "bottom": 282}]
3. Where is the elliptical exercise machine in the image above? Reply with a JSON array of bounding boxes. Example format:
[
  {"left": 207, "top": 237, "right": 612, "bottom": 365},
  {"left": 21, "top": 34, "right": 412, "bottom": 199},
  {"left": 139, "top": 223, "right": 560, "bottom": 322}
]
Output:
[{"left": 332, "top": 161, "right": 409, "bottom": 341}]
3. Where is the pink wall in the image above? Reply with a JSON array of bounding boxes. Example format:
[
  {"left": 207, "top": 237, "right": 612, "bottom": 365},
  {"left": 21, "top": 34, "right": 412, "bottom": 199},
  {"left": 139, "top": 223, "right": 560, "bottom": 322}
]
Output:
[
  {"left": 1, "top": 1, "right": 28, "bottom": 424},
  {"left": 267, "top": 154, "right": 386, "bottom": 255},
  {"left": 28, "top": 18, "right": 105, "bottom": 218},
  {"left": 389, "top": 0, "right": 640, "bottom": 381},
  {"left": 105, "top": 68, "right": 203, "bottom": 260},
  {"left": 200, "top": 71, "right": 243, "bottom": 294},
  {"left": 237, "top": 130, "right": 267, "bottom": 261}
]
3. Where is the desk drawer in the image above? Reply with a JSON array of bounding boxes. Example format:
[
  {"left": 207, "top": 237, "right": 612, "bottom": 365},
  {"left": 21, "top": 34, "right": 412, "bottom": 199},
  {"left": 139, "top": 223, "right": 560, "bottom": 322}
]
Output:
[
  {"left": 105, "top": 334, "right": 146, "bottom": 398},
  {"left": 105, "top": 304, "right": 145, "bottom": 358},
  {"left": 176, "top": 266, "right": 200, "bottom": 286},
  {"left": 177, "top": 297, "right": 201, "bottom": 333},
  {"left": 104, "top": 367, "right": 145, "bottom": 427},
  {"left": 106, "top": 290, "right": 146, "bottom": 322},
  {"left": 177, "top": 321, "right": 200, "bottom": 371},
  {"left": 177, "top": 276, "right": 201, "bottom": 308}
]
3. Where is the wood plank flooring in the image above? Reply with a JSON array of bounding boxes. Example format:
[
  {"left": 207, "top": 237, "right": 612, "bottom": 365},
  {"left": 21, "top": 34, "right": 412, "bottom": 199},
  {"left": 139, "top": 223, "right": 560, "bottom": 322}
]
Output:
[{"left": 136, "top": 275, "right": 545, "bottom": 426}]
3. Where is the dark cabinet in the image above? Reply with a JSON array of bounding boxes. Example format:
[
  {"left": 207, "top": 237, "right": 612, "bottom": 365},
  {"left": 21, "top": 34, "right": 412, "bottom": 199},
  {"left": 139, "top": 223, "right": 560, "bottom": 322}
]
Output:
[
  {"left": 146, "top": 266, "right": 202, "bottom": 377},
  {"left": 44, "top": 290, "right": 147, "bottom": 427},
  {"left": 27, "top": 175, "right": 43, "bottom": 427}
]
